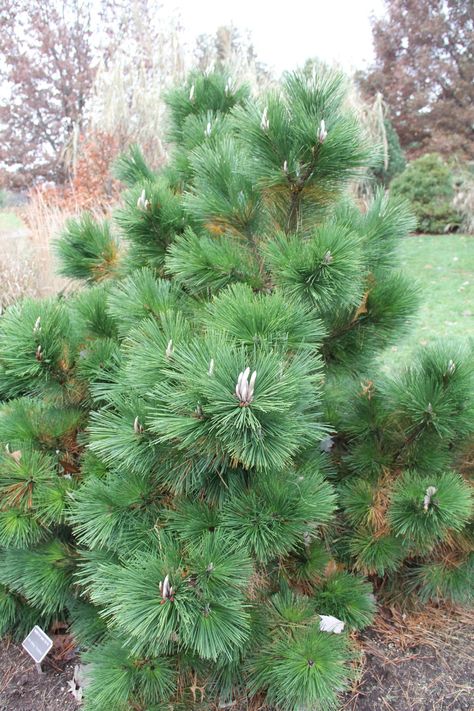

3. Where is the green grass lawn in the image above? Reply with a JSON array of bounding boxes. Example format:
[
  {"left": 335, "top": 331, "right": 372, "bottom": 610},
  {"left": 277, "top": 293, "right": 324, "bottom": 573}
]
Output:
[
  {"left": 380, "top": 234, "right": 473, "bottom": 371},
  {"left": 0, "top": 210, "right": 24, "bottom": 232}
]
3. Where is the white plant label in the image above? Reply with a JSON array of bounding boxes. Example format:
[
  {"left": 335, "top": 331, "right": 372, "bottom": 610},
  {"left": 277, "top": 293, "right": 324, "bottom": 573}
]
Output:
[{"left": 22, "top": 625, "right": 53, "bottom": 663}]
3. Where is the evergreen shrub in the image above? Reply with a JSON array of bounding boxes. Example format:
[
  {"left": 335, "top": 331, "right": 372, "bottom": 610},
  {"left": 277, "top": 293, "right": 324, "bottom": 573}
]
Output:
[
  {"left": 391, "top": 153, "right": 461, "bottom": 233},
  {"left": 0, "top": 68, "right": 472, "bottom": 710}
]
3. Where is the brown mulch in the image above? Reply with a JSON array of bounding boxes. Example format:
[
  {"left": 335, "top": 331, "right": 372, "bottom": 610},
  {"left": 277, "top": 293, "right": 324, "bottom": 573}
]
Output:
[{"left": 0, "top": 604, "right": 472, "bottom": 711}]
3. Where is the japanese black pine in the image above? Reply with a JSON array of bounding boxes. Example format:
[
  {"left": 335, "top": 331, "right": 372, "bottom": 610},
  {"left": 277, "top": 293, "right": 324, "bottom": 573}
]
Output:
[{"left": 0, "top": 67, "right": 472, "bottom": 711}]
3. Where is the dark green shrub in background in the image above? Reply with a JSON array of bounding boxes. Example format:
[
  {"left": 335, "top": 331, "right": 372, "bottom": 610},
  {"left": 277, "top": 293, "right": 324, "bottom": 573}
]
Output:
[{"left": 391, "top": 153, "right": 461, "bottom": 233}]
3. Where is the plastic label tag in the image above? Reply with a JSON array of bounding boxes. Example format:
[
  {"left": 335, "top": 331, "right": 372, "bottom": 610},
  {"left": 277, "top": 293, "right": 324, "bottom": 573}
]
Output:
[{"left": 22, "top": 625, "right": 53, "bottom": 664}]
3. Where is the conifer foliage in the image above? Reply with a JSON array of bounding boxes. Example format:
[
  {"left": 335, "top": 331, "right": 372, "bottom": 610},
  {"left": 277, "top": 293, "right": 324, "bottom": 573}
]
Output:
[{"left": 0, "top": 68, "right": 472, "bottom": 710}]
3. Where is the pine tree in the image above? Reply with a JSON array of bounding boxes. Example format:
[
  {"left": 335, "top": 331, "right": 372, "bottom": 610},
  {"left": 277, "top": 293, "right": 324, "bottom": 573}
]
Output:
[
  {"left": 0, "top": 292, "right": 117, "bottom": 639},
  {"left": 0, "top": 67, "right": 472, "bottom": 711}
]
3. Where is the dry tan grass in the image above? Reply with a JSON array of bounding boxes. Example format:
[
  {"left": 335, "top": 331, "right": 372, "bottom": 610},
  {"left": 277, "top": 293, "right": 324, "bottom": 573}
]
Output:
[
  {"left": 22, "top": 190, "right": 75, "bottom": 298},
  {"left": 0, "top": 258, "right": 39, "bottom": 310},
  {"left": 0, "top": 198, "right": 75, "bottom": 306},
  {"left": 86, "top": 11, "right": 186, "bottom": 171},
  {"left": 454, "top": 170, "right": 474, "bottom": 234}
]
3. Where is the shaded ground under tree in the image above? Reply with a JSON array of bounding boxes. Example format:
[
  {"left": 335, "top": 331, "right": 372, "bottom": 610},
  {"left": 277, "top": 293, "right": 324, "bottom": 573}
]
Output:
[{"left": 1, "top": 603, "right": 472, "bottom": 711}]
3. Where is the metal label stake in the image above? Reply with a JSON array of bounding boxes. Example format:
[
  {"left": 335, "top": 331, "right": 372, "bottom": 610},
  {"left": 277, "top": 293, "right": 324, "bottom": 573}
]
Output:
[{"left": 22, "top": 625, "right": 53, "bottom": 674}]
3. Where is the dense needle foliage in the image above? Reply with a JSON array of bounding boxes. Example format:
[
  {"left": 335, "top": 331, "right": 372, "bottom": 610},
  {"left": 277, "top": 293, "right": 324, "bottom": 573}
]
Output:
[{"left": 0, "top": 67, "right": 472, "bottom": 710}]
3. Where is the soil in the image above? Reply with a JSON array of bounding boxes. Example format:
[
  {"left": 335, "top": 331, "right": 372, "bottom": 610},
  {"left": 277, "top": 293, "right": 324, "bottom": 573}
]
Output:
[
  {"left": 0, "top": 640, "right": 77, "bottom": 711},
  {"left": 0, "top": 607, "right": 472, "bottom": 711},
  {"left": 342, "top": 626, "right": 474, "bottom": 711}
]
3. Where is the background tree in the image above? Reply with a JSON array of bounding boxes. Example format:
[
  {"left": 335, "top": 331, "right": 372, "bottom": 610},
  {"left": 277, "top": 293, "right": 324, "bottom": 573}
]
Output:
[
  {"left": 0, "top": 1, "right": 270, "bottom": 190},
  {"left": 358, "top": 0, "right": 474, "bottom": 159},
  {"left": 0, "top": 0, "right": 99, "bottom": 186},
  {"left": 194, "top": 25, "right": 271, "bottom": 90}
]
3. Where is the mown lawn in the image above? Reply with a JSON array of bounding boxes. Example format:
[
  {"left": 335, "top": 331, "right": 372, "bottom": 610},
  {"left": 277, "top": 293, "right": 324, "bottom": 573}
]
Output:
[
  {"left": 381, "top": 233, "right": 473, "bottom": 371},
  {"left": 0, "top": 210, "right": 24, "bottom": 232}
]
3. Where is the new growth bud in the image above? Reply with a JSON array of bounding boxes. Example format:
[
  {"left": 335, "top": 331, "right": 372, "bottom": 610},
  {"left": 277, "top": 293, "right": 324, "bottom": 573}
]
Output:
[
  {"left": 447, "top": 359, "right": 456, "bottom": 375},
  {"left": 423, "top": 486, "right": 437, "bottom": 512},
  {"left": 208, "top": 358, "right": 215, "bottom": 376},
  {"left": 133, "top": 416, "right": 143, "bottom": 434},
  {"left": 283, "top": 160, "right": 288, "bottom": 173},
  {"left": 33, "top": 317, "right": 41, "bottom": 334},
  {"left": 260, "top": 106, "right": 269, "bottom": 132},
  {"left": 225, "top": 78, "right": 232, "bottom": 95},
  {"left": 189, "top": 84, "right": 195, "bottom": 102},
  {"left": 235, "top": 367, "right": 257, "bottom": 406},
  {"left": 137, "top": 189, "right": 150, "bottom": 211},
  {"left": 35, "top": 345, "right": 43, "bottom": 361},
  {"left": 165, "top": 340, "right": 174, "bottom": 358},
  {"left": 318, "top": 119, "right": 328, "bottom": 143},
  {"left": 205, "top": 121, "right": 212, "bottom": 137},
  {"left": 323, "top": 250, "right": 333, "bottom": 265},
  {"left": 159, "top": 575, "right": 174, "bottom": 603}
]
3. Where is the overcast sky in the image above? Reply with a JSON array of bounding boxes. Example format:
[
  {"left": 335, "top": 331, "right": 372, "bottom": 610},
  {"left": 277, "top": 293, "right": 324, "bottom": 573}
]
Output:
[{"left": 164, "top": 0, "right": 386, "bottom": 74}]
